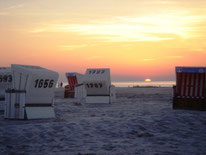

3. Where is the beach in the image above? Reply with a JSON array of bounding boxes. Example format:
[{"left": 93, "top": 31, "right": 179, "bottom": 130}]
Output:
[{"left": 0, "top": 87, "right": 206, "bottom": 155}]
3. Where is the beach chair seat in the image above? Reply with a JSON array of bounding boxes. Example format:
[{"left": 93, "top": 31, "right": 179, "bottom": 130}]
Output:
[
  {"left": 74, "top": 83, "right": 87, "bottom": 100},
  {"left": 64, "top": 85, "right": 75, "bottom": 98},
  {"left": 173, "top": 67, "right": 206, "bottom": 110}
]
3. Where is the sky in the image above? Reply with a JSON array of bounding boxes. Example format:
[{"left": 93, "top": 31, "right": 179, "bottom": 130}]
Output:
[{"left": 0, "top": 0, "right": 206, "bottom": 82}]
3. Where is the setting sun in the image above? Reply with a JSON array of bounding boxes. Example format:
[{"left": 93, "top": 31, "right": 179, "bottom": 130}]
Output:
[{"left": 145, "top": 79, "right": 152, "bottom": 82}]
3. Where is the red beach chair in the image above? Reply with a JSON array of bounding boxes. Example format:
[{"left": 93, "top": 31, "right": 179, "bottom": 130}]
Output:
[
  {"left": 64, "top": 73, "right": 83, "bottom": 98},
  {"left": 173, "top": 66, "right": 206, "bottom": 110}
]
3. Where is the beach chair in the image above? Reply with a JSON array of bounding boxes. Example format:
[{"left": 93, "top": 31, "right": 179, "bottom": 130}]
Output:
[
  {"left": 64, "top": 72, "right": 86, "bottom": 99},
  {"left": 173, "top": 66, "right": 206, "bottom": 110},
  {"left": 0, "top": 67, "right": 12, "bottom": 111},
  {"left": 83, "top": 68, "right": 116, "bottom": 104},
  {"left": 74, "top": 83, "right": 87, "bottom": 101},
  {"left": 4, "top": 64, "right": 59, "bottom": 119}
]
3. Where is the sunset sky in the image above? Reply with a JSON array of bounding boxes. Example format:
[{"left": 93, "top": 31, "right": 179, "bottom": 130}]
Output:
[{"left": 1, "top": 0, "right": 206, "bottom": 82}]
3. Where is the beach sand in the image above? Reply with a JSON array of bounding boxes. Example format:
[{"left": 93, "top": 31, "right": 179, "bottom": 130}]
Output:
[{"left": 0, "top": 87, "right": 206, "bottom": 154}]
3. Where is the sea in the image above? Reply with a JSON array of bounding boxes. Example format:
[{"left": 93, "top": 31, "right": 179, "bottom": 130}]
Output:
[
  {"left": 61, "top": 81, "right": 175, "bottom": 88},
  {"left": 112, "top": 81, "right": 175, "bottom": 87}
]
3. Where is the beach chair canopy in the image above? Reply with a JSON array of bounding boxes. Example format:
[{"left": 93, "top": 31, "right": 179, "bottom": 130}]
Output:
[
  {"left": 11, "top": 64, "right": 59, "bottom": 104},
  {"left": 175, "top": 66, "right": 206, "bottom": 98},
  {"left": 65, "top": 72, "right": 83, "bottom": 92}
]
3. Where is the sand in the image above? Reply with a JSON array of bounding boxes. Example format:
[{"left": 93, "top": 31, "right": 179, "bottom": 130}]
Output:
[{"left": 0, "top": 87, "right": 206, "bottom": 155}]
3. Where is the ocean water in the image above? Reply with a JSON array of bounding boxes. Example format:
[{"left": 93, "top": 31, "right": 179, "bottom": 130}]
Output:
[
  {"left": 60, "top": 81, "right": 175, "bottom": 87},
  {"left": 112, "top": 81, "right": 175, "bottom": 87}
]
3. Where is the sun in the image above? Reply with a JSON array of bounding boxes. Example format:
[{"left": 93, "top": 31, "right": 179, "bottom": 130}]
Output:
[{"left": 145, "top": 78, "right": 152, "bottom": 82}]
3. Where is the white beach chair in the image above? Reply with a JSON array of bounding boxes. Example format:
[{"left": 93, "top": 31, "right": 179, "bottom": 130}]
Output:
[
  {"left": 4, "top": 64, "right": 59, "bottom": 119},
  {"left": 83, "top": 68, "right": 116, "bottom": 104},
  {"left": 0, "top": 67, "right": 12, "bottom": 111}
]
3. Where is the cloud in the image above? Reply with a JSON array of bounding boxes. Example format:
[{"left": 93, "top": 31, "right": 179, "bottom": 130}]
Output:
[
  {"left": 141, "top": 58, "right": 156, "bottom": 62},
  {"left": 0, "top": 4, "right": 24, "bottom": 16},
  {"left": 30, "top": 29, "right": 46, "bottom": 33},
  {"left": 86, "top": 56, "right": 102, "bottom": 60},
  {"left": 167, "top": 56, "right": 183, "bottom": 59},
  {"left": 28, "top": 10, "right": 206, "bottom": 42},
  {"left": 190, "top": 48, "right": 206, "bottom": 53},
  {"left": 0, "top": 12, "right": 9, "bottom": 16},
  {"left": 153, "top": 0, "right": 177, "bottom": 5},
  {"left": 6, "top": 4, "right": 24, "bottom": 10},
  {"left": 141, "top": 56, "right": 184, "bottom": 62},
  {"left": 58, "top": 44, "right": 88, "bottom": 50},
  {"left": 31, "top": 22, "right": 176, "bottom": 42}
]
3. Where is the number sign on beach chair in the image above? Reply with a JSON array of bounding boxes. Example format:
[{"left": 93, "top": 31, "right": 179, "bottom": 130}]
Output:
[
  {"left": 4, "top": 64, "right": 59, "bottom": 119},
  {"left": 173, "top": 66, "right": 206, "bottom": 110},
  {"left": 64, "top": 72, "right": 86, "bottom": 99},
  {"left": 0, "top": 67, "right": 12, "bottom": 111},
  {"left": 83, "top": 68, "right": 116, "bottom": 104}
]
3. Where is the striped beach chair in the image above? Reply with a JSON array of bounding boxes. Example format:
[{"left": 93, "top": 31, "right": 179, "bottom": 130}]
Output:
[
  {"left": 64, "top": 73, "right": 84, "bottom": 98},
  {"left": 173, "top": 66, "right": 206, "bottom": 110}
]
